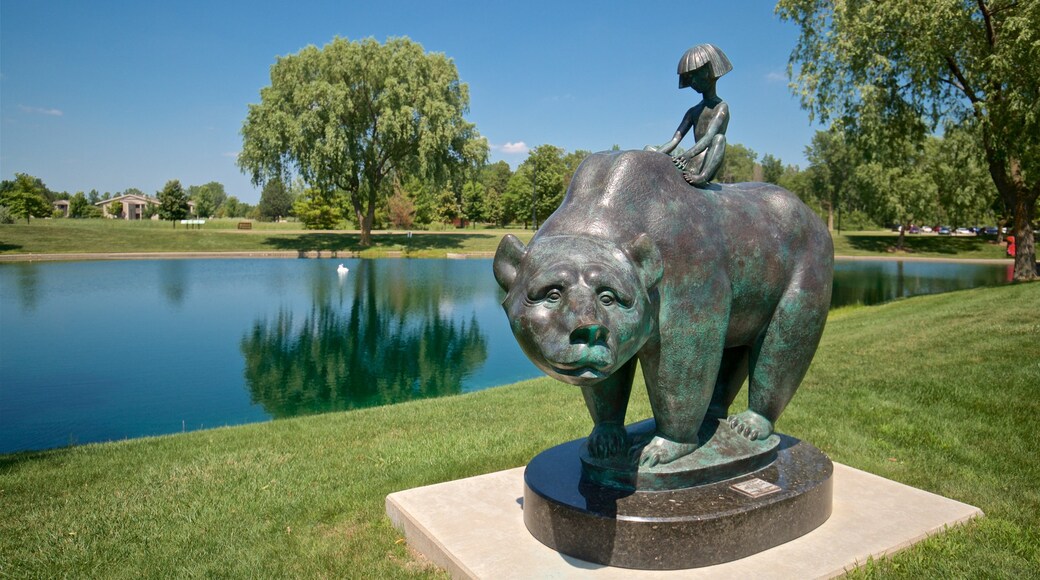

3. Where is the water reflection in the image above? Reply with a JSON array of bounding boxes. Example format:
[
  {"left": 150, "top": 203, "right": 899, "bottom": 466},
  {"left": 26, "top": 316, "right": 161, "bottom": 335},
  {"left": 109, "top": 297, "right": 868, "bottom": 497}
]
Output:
[
  {"left": 9, "top": 263, "right": 41, "bottom": 311},
  {"left": 0, "top": 257, "right": 1015, "bottom": 453},
  {"left": 159, "top": 260, "right": 188, "bottom": 307},
  {"left": 832, "top": 260, "right": 1012, "bottom": 307},
  {"left": 241, "top": 260, "right": 488, "bottom": 418}
]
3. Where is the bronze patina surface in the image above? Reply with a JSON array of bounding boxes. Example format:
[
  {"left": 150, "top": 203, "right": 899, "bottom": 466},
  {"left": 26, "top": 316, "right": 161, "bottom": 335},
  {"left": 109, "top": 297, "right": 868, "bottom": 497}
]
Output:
[
  {"left": 579, "top": 418, "right": 780, "bottom": 492},
  {"left": 645, "top": 43, "right": 732, "bottom": 186},
  {"left": 494, "top": 150, "right": 833, "bottom": 481}
]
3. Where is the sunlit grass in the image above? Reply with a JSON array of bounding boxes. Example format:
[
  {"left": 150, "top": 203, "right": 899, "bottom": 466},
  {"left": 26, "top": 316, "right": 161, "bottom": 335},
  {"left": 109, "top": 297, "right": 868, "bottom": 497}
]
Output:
[
  {"left": 0, "top": 222, "right": 1012, "bottom": 261},
  {"left": 1, "top": 282, "right": 1036, "bottom": 577},
  {"left": 831, "top": 230, "right": 1009, "bottom": 260},
  {"left": 0, "top": 219, "right": 536, "bottom": 258}
]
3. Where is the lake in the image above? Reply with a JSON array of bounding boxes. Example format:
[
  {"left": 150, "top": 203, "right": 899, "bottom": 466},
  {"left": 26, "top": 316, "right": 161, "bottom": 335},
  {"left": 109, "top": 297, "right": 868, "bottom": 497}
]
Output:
[{"left": 0, "top": 257, "right": 1012, "bottom": 453}]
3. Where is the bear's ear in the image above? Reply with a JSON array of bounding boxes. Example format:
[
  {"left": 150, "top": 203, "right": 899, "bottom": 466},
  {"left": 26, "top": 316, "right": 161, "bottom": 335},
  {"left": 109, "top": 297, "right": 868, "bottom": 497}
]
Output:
[
  {"left": 624, "top": 234, "right": 663, "bottom": 290},
  {"left": 494, "top": 234, "right": 527, "bottom": 291}
]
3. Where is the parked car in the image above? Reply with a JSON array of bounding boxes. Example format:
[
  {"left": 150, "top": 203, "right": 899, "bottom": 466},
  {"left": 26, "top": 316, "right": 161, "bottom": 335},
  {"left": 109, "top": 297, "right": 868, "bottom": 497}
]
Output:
[
  {"left": 921, "top": 226, "right": 933, "bottom": 233},
  {"left": 954, "top": 227, "right": 972, "bottom": 236},
  {"left": 908, "top": 225, "right": 921, "bottom": 234},
  {"left": 984, "top": 226, "right": 999, "bottom": 235},
  {"left": 937, "top": 226, "right": 952, "bottom": 235}
]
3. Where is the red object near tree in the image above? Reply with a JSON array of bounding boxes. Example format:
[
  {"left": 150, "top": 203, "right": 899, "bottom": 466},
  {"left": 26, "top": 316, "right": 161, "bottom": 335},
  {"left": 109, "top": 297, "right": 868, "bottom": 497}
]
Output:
[{"left": 1006, "top": 235, "right": 1016, "bottom": 257}]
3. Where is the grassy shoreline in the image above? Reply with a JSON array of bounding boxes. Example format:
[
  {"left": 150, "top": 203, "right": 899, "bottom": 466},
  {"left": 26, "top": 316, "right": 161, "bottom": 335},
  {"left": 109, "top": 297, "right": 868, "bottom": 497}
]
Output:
[
  {"left": 1, "top": 283, "right": 1038, "bottom": 577},
  {"left": 0, "top": 219, "right": 1016, "bottom": 261}
]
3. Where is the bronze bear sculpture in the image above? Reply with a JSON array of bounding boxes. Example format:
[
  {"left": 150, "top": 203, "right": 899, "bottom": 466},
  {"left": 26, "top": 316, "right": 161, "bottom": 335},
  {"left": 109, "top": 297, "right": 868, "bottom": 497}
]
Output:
[{"left": 494, "top": 150, "right": 833, "bottom": 467}]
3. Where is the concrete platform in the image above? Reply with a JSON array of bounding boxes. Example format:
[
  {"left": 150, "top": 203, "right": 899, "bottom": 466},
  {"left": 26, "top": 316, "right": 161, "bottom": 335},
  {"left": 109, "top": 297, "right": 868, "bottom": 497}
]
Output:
[{"left": 386, "top": 462, "right": 982, "bottom": 579}]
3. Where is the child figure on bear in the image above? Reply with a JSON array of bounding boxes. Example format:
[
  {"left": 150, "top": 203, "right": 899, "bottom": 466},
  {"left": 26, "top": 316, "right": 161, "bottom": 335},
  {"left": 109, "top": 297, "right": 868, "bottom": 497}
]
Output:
[{"left": 646, "top": 43, "right": 731, "bottom": 187}]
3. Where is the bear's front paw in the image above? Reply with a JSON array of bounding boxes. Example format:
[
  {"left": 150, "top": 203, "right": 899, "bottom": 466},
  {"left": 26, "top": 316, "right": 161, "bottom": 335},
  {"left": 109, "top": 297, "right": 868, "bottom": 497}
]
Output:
[
  {"left": 636, "top": 435, "right": 699, "bottom": 467},
  {"left": 727, "top": 410, "right": 773, "bottom": 441},
  {"left": 587, "top": 424, "right": 628, "bottom": 458}
]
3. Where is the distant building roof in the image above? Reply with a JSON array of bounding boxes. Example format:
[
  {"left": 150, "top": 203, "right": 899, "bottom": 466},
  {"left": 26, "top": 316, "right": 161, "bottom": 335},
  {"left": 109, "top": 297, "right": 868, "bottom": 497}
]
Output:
[{"left": 95, "top": 193, "right": 157, "bottom": 206}]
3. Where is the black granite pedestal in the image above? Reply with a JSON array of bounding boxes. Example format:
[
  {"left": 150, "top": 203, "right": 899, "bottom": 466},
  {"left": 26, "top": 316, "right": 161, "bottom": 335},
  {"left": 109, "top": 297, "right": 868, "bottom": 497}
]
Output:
[{"left": 523, "top": 429, "right": 833, "bottom": 570}]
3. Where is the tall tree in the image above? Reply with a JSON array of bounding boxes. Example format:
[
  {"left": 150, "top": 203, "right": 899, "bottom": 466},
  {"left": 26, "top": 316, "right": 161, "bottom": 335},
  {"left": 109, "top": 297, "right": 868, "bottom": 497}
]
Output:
[
  {"left": 479, "top": 161, "right": 512, "bottom": 226},
  {"left": 925, "top": 127, "right": 998, "bottom": 228},
  {"left": 398, "top": 175, "right": 436, "bottom": 227},
  {"left": 0, "top": 173, "right": 52, "bottom": 224},
  {"left": 562, "top": 149, "right": 591, "bottom": 190},
  {"left": 188, "top": 182, "right": 226, "bottom": 218},
  {"left": 480, "top": 161, "right": 512, "bottom": 198},
  {"left": 257, "top": 178, "right": 294, "bottom": 221},
  {"left": 239, "top": 36, "right": 487, "bottom": 245},
  {"left": 760, "top": 154, "right": 785, "bottom": 184},
  {"left": 805, "top": 127, "right": 861, "bottom": 231},
  {"left": 854, "top": 158, "right": 938, "bottom": 250},
  {"left": 501, "top": 145, "right": 567, "bottom": 228},
  {"left": 219, "top": 196, "right": 251, "bottom": 218},
  {"left": 387, "top": 180, "right": 416, "bottom": 229},
  {"left": 69, "top": 192, "right": 90, "bottom": 218},
  {"left": 156, "top": 180, "right": 190, "bottom": 226},
  {"left": 461, "top": 180, "right": 486, "bottom": 226},
  {"left": 778, "top": 165, "right": 827, "bottom": 218},
  {"left": 778, "top": 0, "right": 1039, "bottom": 280},
  {"left": 716, "top": 143, "right": 757, "bottom": 183}
]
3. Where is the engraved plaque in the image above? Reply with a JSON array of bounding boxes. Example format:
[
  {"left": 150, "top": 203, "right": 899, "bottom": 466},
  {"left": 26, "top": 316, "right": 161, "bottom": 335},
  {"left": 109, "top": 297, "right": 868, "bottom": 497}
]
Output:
[{"left": 730, "top": 477, "right": 781, "bottom": 498}]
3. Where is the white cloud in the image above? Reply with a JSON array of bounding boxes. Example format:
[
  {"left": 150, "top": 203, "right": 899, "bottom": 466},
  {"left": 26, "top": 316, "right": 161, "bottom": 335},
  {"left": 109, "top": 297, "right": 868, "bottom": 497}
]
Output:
[
  {"left": 19, "top": 105, "right": 63, "bottom": 116},
  {"left": 497, "top": 141, "right": 529, "bottom": 155},
  {"left": 765, "top": 71, "right": 786, "bottom": 83}
]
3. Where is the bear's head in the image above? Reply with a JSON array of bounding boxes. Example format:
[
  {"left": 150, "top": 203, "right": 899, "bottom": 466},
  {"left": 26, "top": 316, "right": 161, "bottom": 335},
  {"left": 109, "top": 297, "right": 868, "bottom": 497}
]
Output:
[{"left": 494, "top": 233, "right": 663, "bottom": 387}]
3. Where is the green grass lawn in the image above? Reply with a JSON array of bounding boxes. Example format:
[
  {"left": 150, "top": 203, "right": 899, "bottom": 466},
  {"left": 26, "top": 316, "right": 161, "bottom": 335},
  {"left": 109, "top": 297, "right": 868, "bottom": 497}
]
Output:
[
  {"left": 0, "top": 219, "right": 536, "bottom": 258},
  {"left": 831, "top": 230, "right": 1011, "bottom": 259},
  {"left": 1, "top": 283, "right": 1037, "bottom": 577},
  {"left": 0, "top": 220, "right": 1013, "bottom": 260}
]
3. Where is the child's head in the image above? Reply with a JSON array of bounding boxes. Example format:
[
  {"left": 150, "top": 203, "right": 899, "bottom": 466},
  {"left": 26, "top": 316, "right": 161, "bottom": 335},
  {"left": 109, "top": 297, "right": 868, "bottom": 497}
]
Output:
[{"left": 677, "top": 44, "right": 732, "bottom": 90}]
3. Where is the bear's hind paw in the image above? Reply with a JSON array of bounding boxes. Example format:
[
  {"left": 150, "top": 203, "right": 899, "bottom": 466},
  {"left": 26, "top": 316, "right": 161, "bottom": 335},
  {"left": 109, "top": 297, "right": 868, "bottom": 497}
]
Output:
[{"left": 727, "top": 410, "right": 773, "bottom": 441}]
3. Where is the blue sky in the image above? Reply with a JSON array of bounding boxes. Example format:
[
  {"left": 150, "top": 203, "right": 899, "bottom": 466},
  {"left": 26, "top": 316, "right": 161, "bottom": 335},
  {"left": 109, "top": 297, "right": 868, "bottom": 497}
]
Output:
[{"left": 1, "top": 1, "right": 818, "bottom": 204}]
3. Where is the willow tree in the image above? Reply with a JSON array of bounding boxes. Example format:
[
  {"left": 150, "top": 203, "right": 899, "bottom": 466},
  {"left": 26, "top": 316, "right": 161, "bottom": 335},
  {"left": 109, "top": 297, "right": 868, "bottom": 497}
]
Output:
[
  {"left": 239, "top": 36, "right": 486, "bottom": 244},
  {"left": 777, "top": 0, "right": 1039, "bottom": 280}
]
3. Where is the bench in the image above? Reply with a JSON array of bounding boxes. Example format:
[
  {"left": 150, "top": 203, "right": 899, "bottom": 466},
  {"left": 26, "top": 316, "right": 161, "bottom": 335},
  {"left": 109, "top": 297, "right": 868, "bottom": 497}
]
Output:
[{"left": 237, "top": 222, "right": 252, "bottom": 230}]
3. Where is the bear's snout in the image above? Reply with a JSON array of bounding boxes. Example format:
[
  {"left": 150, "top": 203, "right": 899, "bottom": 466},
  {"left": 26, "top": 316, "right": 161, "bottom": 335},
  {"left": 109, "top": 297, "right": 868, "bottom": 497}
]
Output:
[{"left": 570, "top": 323, "right": 608, "bottom": 346}]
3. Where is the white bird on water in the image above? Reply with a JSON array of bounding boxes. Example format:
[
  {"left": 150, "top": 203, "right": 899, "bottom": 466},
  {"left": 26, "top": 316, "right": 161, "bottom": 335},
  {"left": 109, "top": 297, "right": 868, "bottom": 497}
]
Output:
[{"left": 337, "top": 264, "right": 349, "bottom": 276}]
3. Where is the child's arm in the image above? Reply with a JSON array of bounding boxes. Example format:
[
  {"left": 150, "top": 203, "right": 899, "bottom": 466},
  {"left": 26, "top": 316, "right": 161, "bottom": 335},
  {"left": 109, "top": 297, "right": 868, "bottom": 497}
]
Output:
[{"left": 645, "top": 107, "right": 698, "bottom": 154}]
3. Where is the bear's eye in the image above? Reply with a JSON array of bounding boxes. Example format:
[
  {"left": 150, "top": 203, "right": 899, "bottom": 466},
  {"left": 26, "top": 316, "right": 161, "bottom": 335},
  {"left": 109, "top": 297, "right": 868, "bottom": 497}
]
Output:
[
  {"left": 546, "top": 289, "right": 563, "bottom": 303},
  {"left": 599, "top": 291, "right": 617, "bottom": 306}
]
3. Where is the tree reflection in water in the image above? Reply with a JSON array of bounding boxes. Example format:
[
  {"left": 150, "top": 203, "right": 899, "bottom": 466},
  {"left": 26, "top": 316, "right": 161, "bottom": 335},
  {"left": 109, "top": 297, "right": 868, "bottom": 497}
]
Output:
[{"left": 241, "top": 260, "right": 488, "bottom": 418}]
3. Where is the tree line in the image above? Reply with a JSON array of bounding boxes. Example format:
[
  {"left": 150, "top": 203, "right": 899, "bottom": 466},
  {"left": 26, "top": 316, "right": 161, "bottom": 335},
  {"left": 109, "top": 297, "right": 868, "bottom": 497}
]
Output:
[
  {"left": 777, "top": 0, "right": 1038, "bottom": 280},
  {"left": 7, "top": 14, "right": 1037, "bottom": 281},
  {"left": 3, "top": 126, "right": 1021, "bottom": 243},
  {"left": 0, "top": 174, "right": 296, "bottom": 224}
]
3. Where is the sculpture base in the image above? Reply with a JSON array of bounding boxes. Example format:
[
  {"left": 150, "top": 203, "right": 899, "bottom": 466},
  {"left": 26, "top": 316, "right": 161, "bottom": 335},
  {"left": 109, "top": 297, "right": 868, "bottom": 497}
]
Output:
[
  {"left": 581, "top": 418, "right": 780, "bottom": 491},
  {"left": 524, "top": 432, "right": 833, "bottom": 570}
]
